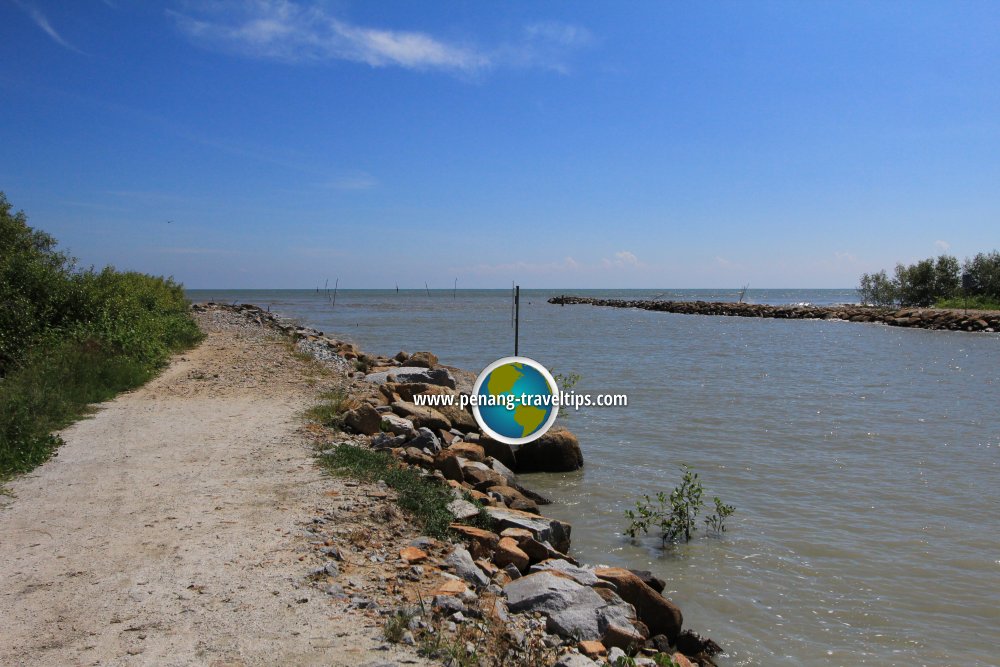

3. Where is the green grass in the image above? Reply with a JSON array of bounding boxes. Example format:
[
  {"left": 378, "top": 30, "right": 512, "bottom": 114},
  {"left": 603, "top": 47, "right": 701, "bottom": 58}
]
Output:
[
  {"left": 319, "top": 443, "right": 455, "bottom": 538},
  {"left": 303, "top": 389, "right": 356, "bottom": 428},
  {"left": 934, "top": 295, "right": 1000, "bottom": 311},
  {"left": 0, "top": 327, "right": 202, "bottom": 478}
]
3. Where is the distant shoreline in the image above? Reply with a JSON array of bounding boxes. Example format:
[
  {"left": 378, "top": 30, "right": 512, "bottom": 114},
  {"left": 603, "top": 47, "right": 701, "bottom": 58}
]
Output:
[{"left": 548, "top": 296, "right": 1000, "bottom": 333}]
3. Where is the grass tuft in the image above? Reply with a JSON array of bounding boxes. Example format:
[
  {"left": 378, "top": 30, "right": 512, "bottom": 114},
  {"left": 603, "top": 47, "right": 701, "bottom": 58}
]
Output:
[
  {"left": 303, "top": 389, "right": 356, "bottom": 429},
  {"left": 320, "top": 443, "right": 455, "bottom": 539}
]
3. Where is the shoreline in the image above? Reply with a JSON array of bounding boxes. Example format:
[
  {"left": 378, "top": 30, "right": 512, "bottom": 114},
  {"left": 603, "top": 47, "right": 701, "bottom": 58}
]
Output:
[
  {"left": 200, "top": 302, "right": 723, "bottom": 667},
  {"left": 548, "top": 296, "right": 1000, "bottom": 333}
]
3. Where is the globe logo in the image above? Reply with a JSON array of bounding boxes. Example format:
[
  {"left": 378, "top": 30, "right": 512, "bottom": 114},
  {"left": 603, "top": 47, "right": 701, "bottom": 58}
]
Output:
[{"left": 472, "top": 356, "right": 560, "bottom": 445}]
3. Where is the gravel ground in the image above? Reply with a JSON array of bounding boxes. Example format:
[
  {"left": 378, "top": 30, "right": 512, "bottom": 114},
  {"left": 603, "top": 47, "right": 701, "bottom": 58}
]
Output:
[{"left": 0, "top": 306, "right": 434, "bottom": 667}]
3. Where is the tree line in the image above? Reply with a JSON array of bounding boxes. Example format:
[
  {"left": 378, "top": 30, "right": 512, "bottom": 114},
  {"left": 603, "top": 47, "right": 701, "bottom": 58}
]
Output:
[{"left": 858, "top": 251, "right": 1000, "bottom": 309}]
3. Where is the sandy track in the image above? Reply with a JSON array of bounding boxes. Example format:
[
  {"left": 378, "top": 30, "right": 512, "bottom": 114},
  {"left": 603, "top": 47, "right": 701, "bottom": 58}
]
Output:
[{"left": 0, "top": 313, "right": 429, "bottom": 666}]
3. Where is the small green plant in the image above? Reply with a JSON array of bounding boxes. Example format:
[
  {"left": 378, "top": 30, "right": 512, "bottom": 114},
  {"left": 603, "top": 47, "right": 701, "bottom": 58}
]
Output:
[
  {"left": 384, "top": 607, "right": 415, "bottom": 643},
  {"left": 614, "top": 655, "right": 638, "bottom": 667},
  {"left": 353, "top": 356, "right": 371, "bottom": 373},
  {"left": 625, "top": 465, "right": 734, "bottom": 544},
  {"left": 552, "top": 370, "right": 581, "bottom": 393},
  {"left": 705, "top": 496, "right": 736, "bottom": 533},
  {"left": 653, "top": 653, "right": 681, "bottom": 667}
]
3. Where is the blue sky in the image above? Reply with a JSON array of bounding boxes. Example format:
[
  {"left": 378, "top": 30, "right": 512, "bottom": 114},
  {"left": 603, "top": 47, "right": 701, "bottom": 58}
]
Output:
[{"left": 2, "top": 1, "right": 998, "bottom": 289}]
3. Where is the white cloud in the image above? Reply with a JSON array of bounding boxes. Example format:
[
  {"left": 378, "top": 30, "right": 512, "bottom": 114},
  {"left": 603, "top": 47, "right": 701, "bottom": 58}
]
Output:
[
  {"left": 323, "top": 173, "right": 377, "bottom": 191},
  {"left": 169, "top": 1, "right": 488, "bottom": 73},
  {"left": 714, "top": 255, "right": 735, "bottom": 268},
  {"left": 169, "top": 2, "right": 591, "bottom": 75},
  {"left": 934, "top": 239, "right": 951, "bottom": 251},
  {"left": 14, "top": 1, "right": 85, "bottom": 53}
]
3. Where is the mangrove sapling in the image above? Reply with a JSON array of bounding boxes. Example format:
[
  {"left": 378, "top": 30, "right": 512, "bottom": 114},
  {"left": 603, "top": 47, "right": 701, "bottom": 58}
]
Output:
[
  {"left": 624, "top": 465, "right": 735, "bottom": 545},
  {"left": 705, "top": 496, "right": 736, "bottom": 533}
]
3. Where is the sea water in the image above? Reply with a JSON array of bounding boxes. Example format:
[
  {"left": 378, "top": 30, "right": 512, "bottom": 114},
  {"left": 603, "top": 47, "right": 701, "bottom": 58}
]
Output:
[{"left": 187, "top": 288, "right": 1000, "bottom": 666}]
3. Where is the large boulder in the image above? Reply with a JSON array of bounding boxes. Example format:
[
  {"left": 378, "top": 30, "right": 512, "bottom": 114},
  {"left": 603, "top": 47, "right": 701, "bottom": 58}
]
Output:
[
  {"left": 493, "top": 537, "right": 530, "bottom": 572},
  {"left": 433, "top": 451, "right": 464, "bottom": 482},
  {"left": 514, "top": 427, "right": 583, "bottom": 472},
  {"left": 391, "top": 401, "right": 451, "bottom": 431},
  {"left": 437, "top": 404, "right": 479, "bottom": 432},
  {"left": 343, "top": 404, "right": 381, "bottom": 435},
  {"left": 405, "top": 351, "right": 439, "bottom": 368},
  {"left": 528, "top": 559, "right": 606, "bottom": 587},
  {"left": 480, "top": 435, "right": 516, "bottom": 470},
  {"left": 503, "top": 572, "right": 644, "bottom": 647},
  {"left": 594, "top": 567, "right": 683, "bottom": 642},
  {"left": 365, "top": 367, "right": 456, "bottom": 389},
  {"left": 461, "top": 464, "right": 508, "bottom": 491},
  {"left": 449, "top": 442, "right": 486, "bottom": 462},
  {"left": 484, "top": 506, "right": 571, "bottom": 554},
  {"left": 380, "top": 413, "right": 417, "bottom": 438},
  {"left": 449, "top": 524, "right": 499, "bottom": 560}
]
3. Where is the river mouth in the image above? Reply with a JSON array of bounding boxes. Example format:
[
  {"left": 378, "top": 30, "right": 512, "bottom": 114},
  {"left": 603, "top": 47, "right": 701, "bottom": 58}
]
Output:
[{"left": 188, "top": 288, "right": 1000, "bottom": 666}]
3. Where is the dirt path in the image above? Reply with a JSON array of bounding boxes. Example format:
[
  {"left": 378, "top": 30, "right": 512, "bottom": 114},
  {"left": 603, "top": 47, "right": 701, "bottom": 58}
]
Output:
[{"left": 0, "top": 311, "right": 431, "bottom": 666}]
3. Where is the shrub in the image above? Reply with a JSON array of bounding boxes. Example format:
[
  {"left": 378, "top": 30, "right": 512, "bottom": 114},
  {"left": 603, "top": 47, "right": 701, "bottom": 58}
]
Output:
[{"left": 624, "top": 465, "right": 734, "bottom": 545}]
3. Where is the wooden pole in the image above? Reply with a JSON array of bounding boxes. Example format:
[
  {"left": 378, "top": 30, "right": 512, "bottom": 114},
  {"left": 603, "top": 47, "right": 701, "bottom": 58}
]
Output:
[{"left": 514, "top": 285, "right": 520, "bottom": 356}]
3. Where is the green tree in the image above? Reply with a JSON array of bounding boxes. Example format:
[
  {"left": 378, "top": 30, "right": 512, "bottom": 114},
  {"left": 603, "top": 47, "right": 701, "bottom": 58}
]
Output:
[
  {"left": 857, "top": 270, "right": 898, "bottom": 307},
  {"left": 963, "top": 251, "right": 1000, "bottom": 299},
  {"left": 893, "top": 255, "right": 959, "bottom": 307}
]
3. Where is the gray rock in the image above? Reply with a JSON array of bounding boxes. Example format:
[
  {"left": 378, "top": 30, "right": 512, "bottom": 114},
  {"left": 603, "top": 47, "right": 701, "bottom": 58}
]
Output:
[
  {"left": 607, "top": 647, "right": 627, "bottom": 664},
  {"left": 447, "top": 498, "right": 481, "bottom": 521},
  {"left": 380, "top": 413, "right": 417, "bottom": 437},
  {"left": 364, "top": 367, "right": 456, "bottom": 389},
  {"left": 484, "top": 506, "right": 572, "bottom": 554},
  {"left": 554, "top": 652, "right": 597, "bottom": 666},
  {"left": 489, "top": 457, "right": 516, "bottom": 485},
  {"left": 503, "top": 572, "right": 640, "bottom": 645},
  {"left": 444, "top": 546, "right": 490, "bottom": 588},
  {"left": 528, "top": 560, "right": 609, "bottom": 589},
  {"left": 433, "top": 595, "right": 466, "bottom": 615},
  {"left": 408, "top": 427, "right": 441, "bottom": 453},
  {"left": 503, "top": 572, "right": 605, "bottom": 640},
  {"left": 371, "top": 432, "right": 406, "bottom": 449}
]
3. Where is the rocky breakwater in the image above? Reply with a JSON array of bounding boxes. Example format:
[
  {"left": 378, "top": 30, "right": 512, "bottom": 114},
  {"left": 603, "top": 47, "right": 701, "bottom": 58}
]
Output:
[
  {"left": 548, "top": 296, "right": 1000, "bottom": 333},
  {"left": 340, "top": 350, "right": 721, "bottom": 665},
  {"left": 197, "top": 303, "right": 721, "bottom": 665}
]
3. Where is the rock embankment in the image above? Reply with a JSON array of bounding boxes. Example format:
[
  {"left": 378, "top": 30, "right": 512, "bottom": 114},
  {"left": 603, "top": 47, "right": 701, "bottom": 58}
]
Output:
[
  {"left": 548, "top": 296, "right": 1000, "bottom": 333},
  {"left": 200, "top": 302, "right": 721, "bottom": 666}
]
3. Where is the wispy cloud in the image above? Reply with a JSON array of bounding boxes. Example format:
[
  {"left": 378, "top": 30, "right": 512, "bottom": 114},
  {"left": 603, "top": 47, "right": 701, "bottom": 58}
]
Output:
[
  {"left": 322, "top": 172, "right": 378, "bottom": 191},
  {"left": 13, "top": 1, "right": 85, "bottom": 54},
  {"left": 169, "top": 2, "right": 590, "bottom": 76},
  {"left": 157, "top": 246, "right": 242, "bottom": 256},
  {"left": 601, "top": 250, "right": 642, "bottom": 269},
  {"left": 169, "top": 1, "right": 487, "bottom": 73},
  {"left": 934, "top": 239, "right": 951, "bottom": 252},
  {"left": 504, "top": 21, "right": 594, "bottom": 73}
]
